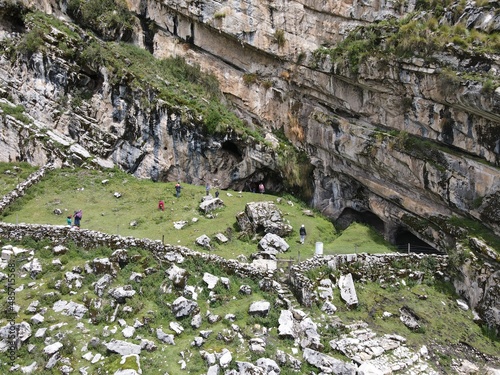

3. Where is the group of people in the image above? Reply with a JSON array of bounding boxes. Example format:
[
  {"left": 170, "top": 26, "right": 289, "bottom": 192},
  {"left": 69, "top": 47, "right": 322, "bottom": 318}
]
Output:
[
  {"left": 205, "top": 183, "right": 219, "bottom": 198},
  {"left": 172, "top": 182, "right": 220, "bottom": 199},
  {"left": 67, "top": 209, "right": 82, "bottom": 228}
]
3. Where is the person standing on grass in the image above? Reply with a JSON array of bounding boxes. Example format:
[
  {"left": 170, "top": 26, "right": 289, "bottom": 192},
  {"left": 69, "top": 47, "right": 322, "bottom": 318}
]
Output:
[
  {"left": 66, "top": 215, "right": 72, "bottom": 226},
  {"left": 175, "top": 182, "right": 182, "bottom": 198},
  {"left": 158, "top": 200, "right": 165, "bottom": 211},
  {"left": 206, "top": 183, "right": 210, "bottom": 196},
  {"left": 299, "top": 224, "right": 307, "bottom": 244},
  {"left": 73, "top": 209, "right": 83, "bottom": 228}
]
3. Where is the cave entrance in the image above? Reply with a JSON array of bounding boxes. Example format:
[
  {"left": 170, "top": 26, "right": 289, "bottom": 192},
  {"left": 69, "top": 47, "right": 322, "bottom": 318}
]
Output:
[
  {"left": 394, "top": 228, "right": 440, "bottom": 254},
  {"left": 221, "top": 141, "right": 243, "bottom": 161},
  {"left": 336, "top": 208, "right": 385, "bottom": 233}
]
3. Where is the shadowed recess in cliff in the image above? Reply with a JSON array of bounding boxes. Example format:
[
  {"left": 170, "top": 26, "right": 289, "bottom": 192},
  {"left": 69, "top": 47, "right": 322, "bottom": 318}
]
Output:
[
  {"left": 336, "top": 208, "right": 385, "bottom": 233},
  {"left": 221, "top": 141, "right": 243, "bottom": 161},
  {"left": 394, "top": 228, "right": 440, "bottom": 254}
]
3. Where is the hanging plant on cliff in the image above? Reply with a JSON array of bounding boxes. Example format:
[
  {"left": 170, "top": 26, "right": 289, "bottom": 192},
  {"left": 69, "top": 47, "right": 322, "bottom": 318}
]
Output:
[{"left": 67, "top": 0, "right": 135, "bottom": 41}]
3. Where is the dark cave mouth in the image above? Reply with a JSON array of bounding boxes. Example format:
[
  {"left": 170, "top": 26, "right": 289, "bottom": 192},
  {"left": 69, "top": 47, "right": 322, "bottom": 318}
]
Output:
[
  {"left": 394, "top": 229, "right": 441, "bottom": 254},
  {"left": 336, "top": 208, "right": 441, "bottom": 254}
]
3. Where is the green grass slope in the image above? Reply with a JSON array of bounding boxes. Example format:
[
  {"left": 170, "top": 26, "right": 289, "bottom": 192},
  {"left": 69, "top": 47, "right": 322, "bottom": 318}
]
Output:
[
  {"left": 0, "top": 164, "right": 396, "bottom": 260},
  {"left": 0, "top": 162, "right": 38, "bottom": 197}
]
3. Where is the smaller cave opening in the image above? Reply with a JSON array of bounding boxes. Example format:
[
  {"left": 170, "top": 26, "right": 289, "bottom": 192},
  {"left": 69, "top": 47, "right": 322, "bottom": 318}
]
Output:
[
  {"left": 222, "top": 141, "right": 243, "bottom": 161},
  {"left": 394, "top": 228, "right": 440, "bottom": 254},
  {"left": 336, "top": 208, "right": 385, "bottom": 233}
]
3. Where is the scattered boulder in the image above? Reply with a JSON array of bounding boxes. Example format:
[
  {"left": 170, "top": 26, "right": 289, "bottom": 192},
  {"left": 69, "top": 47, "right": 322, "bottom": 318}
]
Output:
[
  {"left": 196, "top": 234, "right": 211, "bottom": 249},
  {"left": 248, "top": 301, "right": 270, "bottom": 317},
  {"left": 105, "top": 339, "right": 141, "bottom": 355},
  {"left": 249, "top": 338, "right": 266, "bottom": 354},
  {"left": 21, "top": 258, "right": 42, "bottom": 278},
  {"left": 170, "top": 321, "right": 184, "bottom": 335},
  {"left": 89, "top": 258, "right": 118, "bottom": 276},
  {"left": 218, "top": 348, "right": 232, "bottom": 368},
  {"left": 303, "top": 347, "right": 357, "bottom": 374},
  {"left": 236, "top": 361, "right": 265, "bottom": 374},
  {"left": 339, "top": 273, "right": 358, "bottom": 307},
  {"left": 140, "top": 339, "right": 157, "bottom": 352},
  {"left": 167, "top": 264, "right": 188, "bottom": 288},
  {"left": 321, "top": 301, "right": 337, "bottom": 315},
  {"left": 122, "top": 326, "right": 135, "bottom": 338},
  {"left": 95, "top": 274, "right": 113, "bottom": 297},
  {"left": 199, "top": 197, "right": 224, "bottom": 213},
  {"left": 0, "top": 322, "right": 32, "bottom": 346},
  {"left": 299, "top": 318, "right": 323, "bottom": 351},
  {"left": 203, "top": 273, "right": 219, "bottom": 290},
  {"left": 214, "top": 233, "right": 229, "bottom": 244},
  {"left": 456, "top": 299, "right": 469, "bottom": 311},
  {"left": 172, "top": 297, "right": 199, "bottom": 318},
  {"left": 30, "top": 313, "right": 44, "bottom": 324},
  {"left": 258, "top": 233, "right": 290, "bottom": 254},
  {"left": 399, "top": 306, "right": 421, "bottom": 330},
  {"left": 108, "top": 286, "right": 136, "bottom": 303},
  {"left": 276, "top": 350, "right": 301, "bottom": 370},
  {"left": 26, "top": 300, "right": 40, "bottom": 314},
  {"left": 236, "top": 201, "right": 293, "bottom": 237},
  {"left": 52, "top": 245, "right": 68, "bottom": 255},
  {"left": 43, "top": 342, "right": 63, "bottom": 355},
  {"left": 239, "top": 285, "right": 252, "bottom": 295},
  {"left": 255, "top": 358, "right": 280, "bottom": 374},
  {"left": 53, "top": 300, "right": 88, "bottom": 319},
  {"left": 191, "top": 314, "right": 202, "bottom": 329},
  {"left": 278, "top": 310, "right": 296, "bottom": 338},
  {"left": 20, "top": 362, "right": 37, "bottom": 374},
  {"left": 156, "top": 328, "right": 175, "bottom": 345},
  {"left": 173, "top": 221, "right": 188, "bottom": 229}
]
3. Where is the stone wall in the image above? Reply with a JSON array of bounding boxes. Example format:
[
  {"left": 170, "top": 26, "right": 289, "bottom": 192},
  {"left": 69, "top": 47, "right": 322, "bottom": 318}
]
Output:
[
  {"left": 0, "top": 222, "right": 268, "bottom": 280},
  {"left": 0, "top": 163, "right": 54, "bottom": 215},
  {"left": 288, "top": 253, "right": 450, "bottom": 308},
  {"left": 287, "top": 252, "right": 499, "bottom": 334}
]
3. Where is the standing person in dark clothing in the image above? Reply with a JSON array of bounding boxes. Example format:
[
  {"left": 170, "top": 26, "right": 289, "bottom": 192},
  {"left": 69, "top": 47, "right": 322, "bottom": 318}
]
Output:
[
  {"left": 175, "top": 182, "right": 182, "bottom": 198},
  {"left": 299, "top": 224, "right": 306, "bottom": 244},
  {"left": 73, "top": 210, "right": 82, "bottom": 228}
]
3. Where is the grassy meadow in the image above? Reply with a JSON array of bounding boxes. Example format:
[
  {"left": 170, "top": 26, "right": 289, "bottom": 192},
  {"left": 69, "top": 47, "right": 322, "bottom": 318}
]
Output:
[
  {"left": 0, "top": 163, "right": 396, "bottom": 261},
  {"left": 0, "top": 162, "right": 38, "bottom": 197}
]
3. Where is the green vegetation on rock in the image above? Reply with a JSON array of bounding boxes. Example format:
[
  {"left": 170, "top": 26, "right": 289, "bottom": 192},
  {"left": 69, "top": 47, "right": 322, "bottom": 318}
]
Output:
[
  {"left": 314, "top": 10, "right": 499, "bottom": 90},
  {"left": 2, "top": 10, "right": 256, "bottom": 140}
]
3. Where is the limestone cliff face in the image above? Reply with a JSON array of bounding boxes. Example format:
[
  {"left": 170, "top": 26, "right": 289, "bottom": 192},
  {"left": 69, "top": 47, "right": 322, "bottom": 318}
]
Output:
[
  {"left": 0, "top": 0, "right": 499, "bottom": 254},
  {"left": 0, "top": 47, "right": 276, "bottom": 189},
  {"left": 128, "top": 0, "right": 500, "bottom": 250}
]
